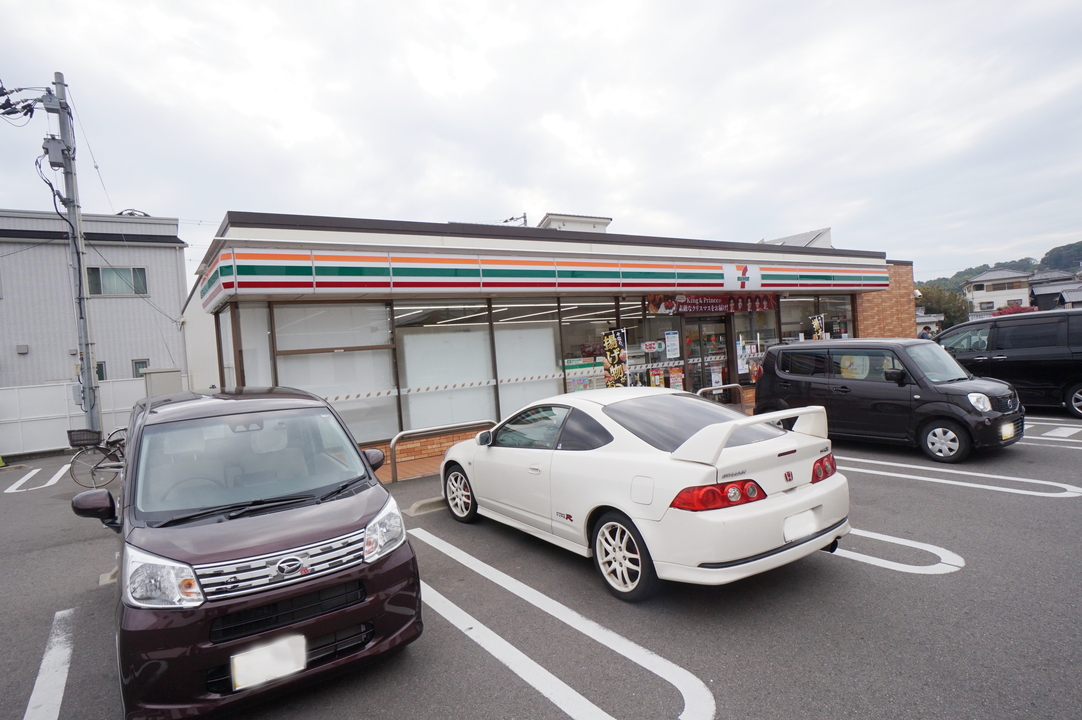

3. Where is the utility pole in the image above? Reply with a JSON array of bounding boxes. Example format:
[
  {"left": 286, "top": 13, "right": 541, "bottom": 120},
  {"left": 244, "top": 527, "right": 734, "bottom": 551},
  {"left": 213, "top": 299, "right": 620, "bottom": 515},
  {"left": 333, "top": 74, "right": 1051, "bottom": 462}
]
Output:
[{"left": 40, "top": 72, "right": 101, "bottom": 432}]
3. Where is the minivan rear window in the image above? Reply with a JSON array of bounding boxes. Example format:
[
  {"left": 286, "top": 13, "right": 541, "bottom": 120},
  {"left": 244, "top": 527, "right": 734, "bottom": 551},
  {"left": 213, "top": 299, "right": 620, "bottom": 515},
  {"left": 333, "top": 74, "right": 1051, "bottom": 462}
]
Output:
[
  {"left": 996, "top": 320, "right": 1065, "bottom": 350},
  {"left": 778, "top": 350, "right": 829, "bottom": 376}
]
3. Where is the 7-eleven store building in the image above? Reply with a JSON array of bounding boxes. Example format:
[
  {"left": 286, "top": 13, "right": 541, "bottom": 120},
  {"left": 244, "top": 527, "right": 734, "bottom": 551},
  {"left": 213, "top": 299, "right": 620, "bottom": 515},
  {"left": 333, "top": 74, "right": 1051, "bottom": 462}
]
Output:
[{"left": 196, "top": 212, "right": 911, "bottom": 451}]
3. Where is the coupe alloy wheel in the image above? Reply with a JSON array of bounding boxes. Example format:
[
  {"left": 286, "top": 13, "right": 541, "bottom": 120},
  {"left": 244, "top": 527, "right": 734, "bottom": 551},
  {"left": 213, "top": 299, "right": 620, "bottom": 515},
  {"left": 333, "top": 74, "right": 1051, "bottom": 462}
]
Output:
[
  {"left": 445, "top": 467, "right": 478, "bottom": 522},
  {"left": 591, "top": 512, "right": 659, "bottom": 601}
]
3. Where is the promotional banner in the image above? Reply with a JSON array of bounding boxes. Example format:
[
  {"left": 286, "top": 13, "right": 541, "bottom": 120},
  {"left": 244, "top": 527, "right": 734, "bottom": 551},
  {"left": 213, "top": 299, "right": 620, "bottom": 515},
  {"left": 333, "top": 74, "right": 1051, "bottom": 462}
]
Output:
[
  {"left": 810, "top": 314, "right": 825, "bottom": 340},
  {"left": 602, "top": 329, "right": 628, "bottom": 387},
  {"left": 647, "top": 294, "right": 778, "bottom": 315}
]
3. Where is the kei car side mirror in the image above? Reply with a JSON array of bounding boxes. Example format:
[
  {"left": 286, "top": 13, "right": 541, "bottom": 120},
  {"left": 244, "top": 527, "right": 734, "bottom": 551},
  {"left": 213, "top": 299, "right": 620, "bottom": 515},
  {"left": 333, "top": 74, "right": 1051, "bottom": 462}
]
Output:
[
  {"left": 476, "top": 430, "right": 492, "bottom": 446},
  {"left": 884, "top": 369, "right": 907, "bottom": 385},
  {"left": 72, "top": 488, "right": 121, "bottom": 533},
  {"left": 363, "top": 447, "right": 386, "bottom": 471}
]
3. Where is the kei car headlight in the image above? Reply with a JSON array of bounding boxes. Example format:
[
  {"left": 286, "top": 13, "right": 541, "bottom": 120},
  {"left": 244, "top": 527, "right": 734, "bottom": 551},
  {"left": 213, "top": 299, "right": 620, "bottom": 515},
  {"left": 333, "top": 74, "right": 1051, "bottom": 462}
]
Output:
[
  {"left": 967, "top": 393, "right": 992, "bottom": 413},
  {"left": 365, "top": 496, "right": 405, "bottom": 563},
  {"left": 124, "top": 544, "right": 204, "bottom": 608}
]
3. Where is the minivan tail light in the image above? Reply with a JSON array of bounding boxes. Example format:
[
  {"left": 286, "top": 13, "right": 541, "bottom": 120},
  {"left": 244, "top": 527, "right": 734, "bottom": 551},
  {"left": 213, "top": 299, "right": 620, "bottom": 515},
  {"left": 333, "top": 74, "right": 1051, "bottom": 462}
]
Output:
[
  {"left": 811, "top": 453, "right": 836, "bottom": 483},
  {"left": 670, "top": 480, "right": 766, "bottom": 511}
]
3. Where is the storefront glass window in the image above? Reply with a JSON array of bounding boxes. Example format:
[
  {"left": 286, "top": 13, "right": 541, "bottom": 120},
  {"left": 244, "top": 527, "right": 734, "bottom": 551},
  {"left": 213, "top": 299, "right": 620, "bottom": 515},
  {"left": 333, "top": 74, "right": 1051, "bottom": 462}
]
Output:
[
  {"left": 277, "top": 349, "right": 399, "bottom": 440},
  {"left": 635, "top": 308, "right": 683, "bottom": 389},
  {"left": 780, "top": 297, "right": 817, "bottom": 342},
  {"left": 560, "top": 297, "right": 617, "bottom": 392},
  {"left": 238, "top": 303, "right": 273, "bottom": 386},
  {"left": 217, "top": 305, "right": 236, "bottom": 388},
  {"left": 820, "top": 296, "right": 853, "bottom": 338},
  {"left": 395, "top": 300, "right": 497, "bottom": 429},
  {"left": 274, "top": 303, "right": 392, "bottom": 351},
  {"left": 492, "top": 298, "right": 563, "bottom": 418},
  {"left": 733, "top": 306, "right": 779, "bottom": 383}
]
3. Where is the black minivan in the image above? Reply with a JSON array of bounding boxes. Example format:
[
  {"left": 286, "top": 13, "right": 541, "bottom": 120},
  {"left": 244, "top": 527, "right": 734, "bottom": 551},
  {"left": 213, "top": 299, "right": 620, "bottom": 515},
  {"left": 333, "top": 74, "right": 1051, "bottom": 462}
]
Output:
[
  {"left": 754, "top": 338, "right": 1024, "bottom": 462},
  {"left": 935, "top": 308, "right": 1082, "bottom": 418}
]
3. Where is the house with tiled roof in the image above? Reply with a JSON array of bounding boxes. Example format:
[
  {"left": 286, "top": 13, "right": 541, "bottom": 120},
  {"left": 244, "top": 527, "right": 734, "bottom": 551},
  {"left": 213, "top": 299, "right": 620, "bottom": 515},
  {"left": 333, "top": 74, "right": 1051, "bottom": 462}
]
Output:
[{"left": 962, "top": 268, "right": 1033, "bottom": 319}]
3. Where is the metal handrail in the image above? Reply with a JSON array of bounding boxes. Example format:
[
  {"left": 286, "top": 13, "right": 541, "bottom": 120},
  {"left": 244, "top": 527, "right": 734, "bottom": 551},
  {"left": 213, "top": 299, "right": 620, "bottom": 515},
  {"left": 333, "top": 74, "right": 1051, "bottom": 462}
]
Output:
[
  {"left": 388, "top": 419, "right": 497, "bottom": 482},
  {"left": 696, "top": 383, "right": 748, "bottom": 414}
]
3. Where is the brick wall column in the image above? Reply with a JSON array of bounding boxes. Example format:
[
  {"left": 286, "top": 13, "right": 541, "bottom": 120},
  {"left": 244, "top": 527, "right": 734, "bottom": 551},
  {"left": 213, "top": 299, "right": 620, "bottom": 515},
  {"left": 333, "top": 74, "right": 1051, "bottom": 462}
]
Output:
[{"left": 854, "top": 261, "right": 915, "bottom": 338}]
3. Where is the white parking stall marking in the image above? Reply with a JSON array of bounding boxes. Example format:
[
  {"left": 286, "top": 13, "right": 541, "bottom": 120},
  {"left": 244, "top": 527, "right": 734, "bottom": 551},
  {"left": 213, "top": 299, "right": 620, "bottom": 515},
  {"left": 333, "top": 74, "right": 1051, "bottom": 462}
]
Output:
[
  {"left": 3, "top": 466, "right": 70, "bottom": 494},
  {"left": 834, "top": 529, "right": 964, "bottom": 575},
  {"left": 834, "top": 456, "right": 1082, "bottom": 498},
  {"left": 1040, "top": 427, "right": 1082, "bottom": 438},
  {"left": 421, "top": 581, "right": 616, "bottom": 720},
  {"left": 4, "top": 468, "right": 41, "bottom": 493},
  {"left": 1018, "top": 442, "right": 1082, "bottom": 451},
  {"left": 409, "top": 528, "right": 716, "bottom": 720},
  {"left": 23, "top": 609, "right": 75, "bottom": 720}
]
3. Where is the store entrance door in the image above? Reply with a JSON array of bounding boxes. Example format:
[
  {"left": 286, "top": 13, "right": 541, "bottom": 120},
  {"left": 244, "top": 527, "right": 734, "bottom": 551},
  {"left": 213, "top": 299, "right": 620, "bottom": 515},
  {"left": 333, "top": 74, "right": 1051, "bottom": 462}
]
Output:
[{"left": 684, "top": 317, "right": 730, "bottom": 394}]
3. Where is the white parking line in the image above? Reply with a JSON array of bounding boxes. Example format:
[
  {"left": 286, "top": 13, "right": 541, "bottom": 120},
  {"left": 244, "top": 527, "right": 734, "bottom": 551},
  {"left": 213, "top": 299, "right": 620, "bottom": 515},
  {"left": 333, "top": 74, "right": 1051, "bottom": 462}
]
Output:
[
  {"left": 5, "top": 468, "right": 41, "bottom": 493},
  {"left": 1018, "top": 442, "right": 1082, "bottom": 451},
  {"left": 835, "top": 456, "right": 1082, "bottom": 497},
  {"left": 3, "top": 466, "right": 70, "bottom": 494},
  {"left": 23, "top": 609, "right": 75, "bottom": 720},
  {"left": 421, "top": 581, "right": 615, "bottom": 720},
  {"left": 1041, "top": 427, "right": 1082, "bottom": 438},
  {"left": 409, "top": 528, "right": 716, "bottom": 720},
  {"left": 834, "top": 529, "right": 965, "bottom": 574}
]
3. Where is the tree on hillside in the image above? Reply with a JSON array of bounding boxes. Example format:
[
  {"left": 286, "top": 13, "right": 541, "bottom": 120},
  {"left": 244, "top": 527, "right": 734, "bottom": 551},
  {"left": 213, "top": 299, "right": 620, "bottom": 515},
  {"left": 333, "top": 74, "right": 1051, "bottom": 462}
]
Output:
[
  {"left": 918, "top": 285, "right": 970, "bottom": 329},
  {"left": 1042, "top": 241, "right": 1082, "bottom": 273},
  {"left": 921, "top": 258, "right": 1041, "bottom": 293}
]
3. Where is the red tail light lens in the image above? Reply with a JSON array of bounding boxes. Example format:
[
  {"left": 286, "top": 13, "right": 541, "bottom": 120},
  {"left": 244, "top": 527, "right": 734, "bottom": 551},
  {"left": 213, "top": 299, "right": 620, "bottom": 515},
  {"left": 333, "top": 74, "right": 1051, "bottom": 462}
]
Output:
[
  {"left": 670, "top": 480, "right": 767, "bottom": 511},
  {"left": 811, "top": 453, "right": 836, "bottom": 484}
]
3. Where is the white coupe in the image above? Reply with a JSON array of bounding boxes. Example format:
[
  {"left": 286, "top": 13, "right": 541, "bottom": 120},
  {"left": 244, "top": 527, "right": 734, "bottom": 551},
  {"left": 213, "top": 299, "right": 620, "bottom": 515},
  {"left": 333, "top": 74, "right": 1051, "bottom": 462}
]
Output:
[{"left": 441, "top": 387, "right": 850, "bottom": 601}]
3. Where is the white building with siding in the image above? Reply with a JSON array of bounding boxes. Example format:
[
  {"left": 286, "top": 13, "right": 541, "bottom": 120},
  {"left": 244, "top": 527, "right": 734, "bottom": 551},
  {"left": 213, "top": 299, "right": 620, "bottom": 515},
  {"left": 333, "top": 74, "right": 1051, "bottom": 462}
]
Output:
[{"left": 0, "top": 209, "right": 188, "bottom": 454}]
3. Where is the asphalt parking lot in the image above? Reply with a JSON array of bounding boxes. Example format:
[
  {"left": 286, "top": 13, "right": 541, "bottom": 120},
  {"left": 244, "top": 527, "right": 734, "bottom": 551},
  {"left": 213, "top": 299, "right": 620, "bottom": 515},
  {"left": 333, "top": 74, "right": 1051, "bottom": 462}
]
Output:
[{"left": 3, "top": 411, "right": 1080, "bottom": 720}]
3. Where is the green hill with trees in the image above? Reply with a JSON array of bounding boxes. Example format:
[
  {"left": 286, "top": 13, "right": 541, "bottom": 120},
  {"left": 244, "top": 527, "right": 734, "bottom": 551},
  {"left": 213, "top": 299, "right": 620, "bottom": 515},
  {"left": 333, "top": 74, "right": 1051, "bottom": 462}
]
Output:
[{"left": 915, "top": 239, "right": 1081, "bottom": 329}]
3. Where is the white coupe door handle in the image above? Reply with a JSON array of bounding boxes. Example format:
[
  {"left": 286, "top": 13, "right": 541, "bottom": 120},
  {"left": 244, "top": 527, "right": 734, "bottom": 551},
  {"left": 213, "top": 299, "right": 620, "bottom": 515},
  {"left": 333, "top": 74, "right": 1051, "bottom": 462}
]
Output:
[{"left": 528, "top": 464, "right": 542, "bottom": 475}]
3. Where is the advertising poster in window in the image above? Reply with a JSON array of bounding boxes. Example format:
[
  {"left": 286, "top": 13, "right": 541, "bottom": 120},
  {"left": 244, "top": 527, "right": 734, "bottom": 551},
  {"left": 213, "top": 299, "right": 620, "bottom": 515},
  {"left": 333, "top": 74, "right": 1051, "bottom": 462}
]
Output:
[
  {"left": 647, "top": 294, "right": 778, "bottom": 315},
  {"left": 602, "top": 329, "right": 628, "bottom": 387},
  {"left": 667, "top": 366, "right": 684, "bottom": 390}
]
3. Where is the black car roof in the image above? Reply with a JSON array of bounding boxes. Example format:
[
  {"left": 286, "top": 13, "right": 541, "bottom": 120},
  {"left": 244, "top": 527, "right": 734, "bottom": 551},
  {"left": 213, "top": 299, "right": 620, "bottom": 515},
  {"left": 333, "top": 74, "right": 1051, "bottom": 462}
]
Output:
[
  {"left": 137, "top": 387, "right": 328, "bottom": 426},
  {"left": 942, "top": 307, "right": 1082, "bottom": 332},
  {"left": 767, "top": 338, "right": 932, "bottom": 352}
]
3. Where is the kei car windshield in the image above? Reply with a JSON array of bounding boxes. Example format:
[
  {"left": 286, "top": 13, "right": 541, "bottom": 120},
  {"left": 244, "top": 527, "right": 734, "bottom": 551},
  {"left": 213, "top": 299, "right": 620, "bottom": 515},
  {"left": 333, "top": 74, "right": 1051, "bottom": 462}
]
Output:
[
  {"left": 904, "top": 343, "right": 971, "bottom": 383},
  {"left": 603, "top": 393, "right": 784, "bottom": 452},
  {"left": 134, "top": 408, "right": 366, "bottom": 516}
]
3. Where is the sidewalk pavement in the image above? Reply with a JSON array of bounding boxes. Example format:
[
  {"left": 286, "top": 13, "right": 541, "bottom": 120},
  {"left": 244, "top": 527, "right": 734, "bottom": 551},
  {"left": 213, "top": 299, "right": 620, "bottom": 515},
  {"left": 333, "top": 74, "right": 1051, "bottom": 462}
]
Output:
[{"left": 374, "top": 455, "right": 442, "bottom": 484}]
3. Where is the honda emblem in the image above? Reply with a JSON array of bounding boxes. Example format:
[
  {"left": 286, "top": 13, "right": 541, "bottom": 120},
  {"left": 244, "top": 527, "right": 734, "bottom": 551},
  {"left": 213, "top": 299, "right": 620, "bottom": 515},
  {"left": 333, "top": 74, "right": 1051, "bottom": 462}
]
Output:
[{"left": 784, "top": 471, "right": 794, "bottom": 483}]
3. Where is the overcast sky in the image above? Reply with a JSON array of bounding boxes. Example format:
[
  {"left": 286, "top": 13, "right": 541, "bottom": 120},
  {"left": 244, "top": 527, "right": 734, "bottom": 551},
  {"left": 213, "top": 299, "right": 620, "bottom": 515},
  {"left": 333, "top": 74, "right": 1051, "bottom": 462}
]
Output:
[{"left": 2, "top": 1, "right": 1080, "bottom": 284}]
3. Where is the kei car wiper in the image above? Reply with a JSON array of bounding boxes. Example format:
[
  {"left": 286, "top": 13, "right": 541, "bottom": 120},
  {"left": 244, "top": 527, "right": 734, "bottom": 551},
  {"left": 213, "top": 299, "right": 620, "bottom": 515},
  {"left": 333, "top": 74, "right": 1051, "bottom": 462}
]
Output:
[
  {"left": 149, "top": 493, "right": 317, "bottom": 528},
  {"left": 318, "top": 475, "right": 371, "bottom": 503}
]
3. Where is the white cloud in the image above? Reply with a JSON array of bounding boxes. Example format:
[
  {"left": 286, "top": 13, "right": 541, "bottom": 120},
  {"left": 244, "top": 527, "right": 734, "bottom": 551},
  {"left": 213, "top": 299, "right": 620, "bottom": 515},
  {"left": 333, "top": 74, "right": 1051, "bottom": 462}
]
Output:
[{"left": 1, "top": 0, "right": 1079, "bottom": 283}]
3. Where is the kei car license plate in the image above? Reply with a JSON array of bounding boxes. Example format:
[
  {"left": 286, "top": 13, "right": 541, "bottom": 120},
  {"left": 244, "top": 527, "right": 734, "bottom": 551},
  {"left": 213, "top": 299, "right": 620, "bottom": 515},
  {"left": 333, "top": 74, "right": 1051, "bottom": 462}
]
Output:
[
  {"left": 231, "top": 634, "right": 306, "bottom": 691},
  {"left": 783, "top": 509, "right": 818, "bottom": 543}
]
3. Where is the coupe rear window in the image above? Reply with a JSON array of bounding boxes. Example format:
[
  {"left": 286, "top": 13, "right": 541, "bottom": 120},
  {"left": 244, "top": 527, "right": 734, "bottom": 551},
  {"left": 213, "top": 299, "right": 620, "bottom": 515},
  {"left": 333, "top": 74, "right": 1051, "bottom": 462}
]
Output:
[{"left": 603, "top": 393, "right": 783, "bottom": 452}]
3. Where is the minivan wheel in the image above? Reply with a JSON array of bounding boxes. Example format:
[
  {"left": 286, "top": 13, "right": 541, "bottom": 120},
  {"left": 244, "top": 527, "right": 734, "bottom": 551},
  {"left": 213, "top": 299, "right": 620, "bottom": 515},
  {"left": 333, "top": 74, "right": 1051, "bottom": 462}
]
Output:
[
  {"left": 1066, "top": 383, "right": 1082, "bottom": 419},
  {"left": 920, "top": 419, "right": 971, "bottom": 463},
  {"left": 444, "top": 465, "right": 479, "bottom": 523}
]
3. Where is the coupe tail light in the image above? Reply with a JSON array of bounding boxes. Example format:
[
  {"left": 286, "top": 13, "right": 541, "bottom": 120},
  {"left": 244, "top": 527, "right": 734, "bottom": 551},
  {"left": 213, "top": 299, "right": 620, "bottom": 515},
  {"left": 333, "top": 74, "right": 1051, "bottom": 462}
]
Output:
[
  {"left": 670, "top": 480, "right": 766, "bottom": 511},
  {"left": 811, "top": 453, "right": 836, "bottom": 483}
]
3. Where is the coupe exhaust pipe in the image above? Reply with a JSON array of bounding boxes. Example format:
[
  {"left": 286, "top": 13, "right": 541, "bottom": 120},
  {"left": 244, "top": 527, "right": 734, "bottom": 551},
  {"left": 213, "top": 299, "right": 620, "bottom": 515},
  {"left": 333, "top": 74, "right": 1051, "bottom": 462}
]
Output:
[{"left": 821, "top": 538, "right": 839, "bottom": 554}]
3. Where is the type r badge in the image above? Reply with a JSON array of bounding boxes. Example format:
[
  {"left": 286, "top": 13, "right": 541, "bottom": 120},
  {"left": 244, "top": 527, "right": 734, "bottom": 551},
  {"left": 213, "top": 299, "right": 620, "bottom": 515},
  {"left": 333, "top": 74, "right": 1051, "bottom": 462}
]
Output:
[{"left": 556, "top": 512, "right": 573, "bottom": 523}]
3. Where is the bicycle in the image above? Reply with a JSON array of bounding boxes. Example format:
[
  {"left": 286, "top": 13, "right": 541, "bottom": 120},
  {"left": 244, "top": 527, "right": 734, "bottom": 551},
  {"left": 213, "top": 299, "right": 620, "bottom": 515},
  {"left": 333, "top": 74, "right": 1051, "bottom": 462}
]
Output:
[{"left": 68, "top": 427, "right": 126, "bottom": 488}]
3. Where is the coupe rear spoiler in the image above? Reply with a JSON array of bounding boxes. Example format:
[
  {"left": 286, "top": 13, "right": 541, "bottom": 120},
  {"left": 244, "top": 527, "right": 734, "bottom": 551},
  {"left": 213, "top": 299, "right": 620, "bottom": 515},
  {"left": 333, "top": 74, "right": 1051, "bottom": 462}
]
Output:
[{"left": 670, "top": 406, "right": 828, "bottom": 466}]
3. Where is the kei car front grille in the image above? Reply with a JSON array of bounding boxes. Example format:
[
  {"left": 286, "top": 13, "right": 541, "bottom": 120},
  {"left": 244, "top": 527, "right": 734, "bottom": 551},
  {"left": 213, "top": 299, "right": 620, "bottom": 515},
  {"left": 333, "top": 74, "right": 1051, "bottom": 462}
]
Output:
[
  {"left": 194, "top": 527, "right": 368, "bottom": 601},
  {"left": 1013, "top": 417, "right": 1025, "bottom": 438},
  {"left": 993, "top": 393, "right": 1019, "bottom": 413},
  {"left": 209, "top": 580, "right": 366, "bottom": 643},
  {"left": 205, "top": 622, "right": 375, "bottom": 695}
]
